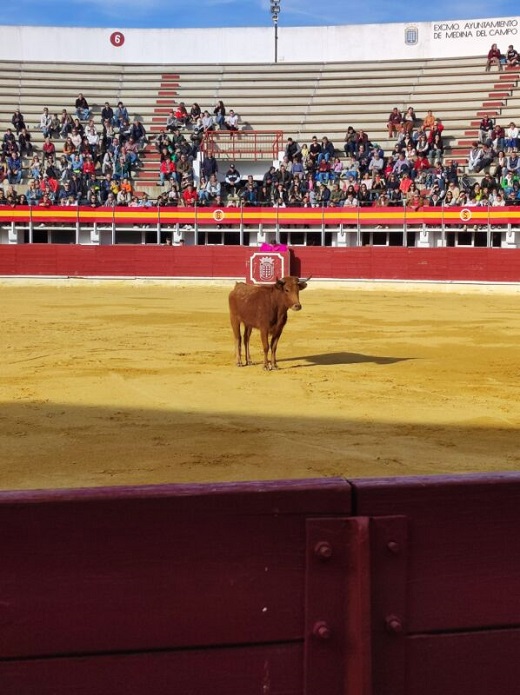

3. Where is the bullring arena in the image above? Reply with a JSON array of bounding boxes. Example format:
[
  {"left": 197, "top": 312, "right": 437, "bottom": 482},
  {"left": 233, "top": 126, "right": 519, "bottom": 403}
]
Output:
[
  {"left": 1, "top": 14, "right": 520, "bottom": 695},
  {"left": 2, "top": 279, "right": 520, "bottom": 491}
]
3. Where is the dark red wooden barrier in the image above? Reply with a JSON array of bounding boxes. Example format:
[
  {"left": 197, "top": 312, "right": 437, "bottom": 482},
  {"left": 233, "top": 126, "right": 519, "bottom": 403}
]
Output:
[
  {"left": 1, "top": 473, "right": 520, "bottom": 694},
  {"left": 2, "top": 245, "right": 520, "bottom": 282}
]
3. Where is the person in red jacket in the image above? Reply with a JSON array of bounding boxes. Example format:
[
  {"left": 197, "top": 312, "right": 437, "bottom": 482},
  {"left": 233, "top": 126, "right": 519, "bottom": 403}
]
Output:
[
  {"left": 159, "top": 155, "right": 176, "bottom": 186},
  {"left": 486, "top": 43, "right": 503, "bottom": 72},
  {"left": 182, "top": 182, "right": 198, "bottom": 207}
]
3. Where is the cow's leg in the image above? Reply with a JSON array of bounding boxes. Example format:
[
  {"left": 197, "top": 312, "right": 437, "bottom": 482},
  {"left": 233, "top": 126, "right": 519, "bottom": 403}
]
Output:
[
  {"left": 259, "top": 329, "right": 271, "bottom": 370},
  {"left": 230, "top": 316, "right": 243, "bottom": 366},
  {"left": 270, "top": 330, "right": 283, "bottom": 369},
  {"left": 244, "top": 325, "right": 253, "bottom": 365}
]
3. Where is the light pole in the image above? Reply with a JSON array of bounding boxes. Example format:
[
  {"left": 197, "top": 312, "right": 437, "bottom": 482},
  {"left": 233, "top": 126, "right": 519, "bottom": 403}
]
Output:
[{"left": 270, "top": 0, "right": 281, "bottom": 63}]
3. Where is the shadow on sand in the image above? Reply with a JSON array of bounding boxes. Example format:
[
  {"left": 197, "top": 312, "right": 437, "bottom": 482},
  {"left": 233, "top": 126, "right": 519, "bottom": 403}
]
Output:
[{"left": 279, "top": 351, "right": 414, "bottom": 367}]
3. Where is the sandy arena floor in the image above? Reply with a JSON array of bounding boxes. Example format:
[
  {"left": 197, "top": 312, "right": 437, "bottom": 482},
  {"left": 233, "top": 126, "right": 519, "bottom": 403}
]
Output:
[{"left": 1, "top": 281, "right": 519, "bottom": 491}]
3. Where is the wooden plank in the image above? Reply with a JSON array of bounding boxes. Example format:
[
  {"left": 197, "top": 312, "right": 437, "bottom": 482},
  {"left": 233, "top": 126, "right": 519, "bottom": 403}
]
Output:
[
  {"left": 0, "top": 480, "right": 351, "bottom": 659},
  {"left": 406, "top": 629, "right": 520, "bottom": 695},
  {"left": 352, "top": 473, "right": 520, "bottom": 633},
  {"left": 369, "top": 517, "right": 408, "bottom": 695},
  {"left": 0, "top": 643, "right": 301, "bottom": 695}
]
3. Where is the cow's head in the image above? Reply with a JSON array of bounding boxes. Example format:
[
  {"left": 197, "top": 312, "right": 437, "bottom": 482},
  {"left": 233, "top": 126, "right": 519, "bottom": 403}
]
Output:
[{"left": 276, "top": 276, "right": 311, "bottom": 311}]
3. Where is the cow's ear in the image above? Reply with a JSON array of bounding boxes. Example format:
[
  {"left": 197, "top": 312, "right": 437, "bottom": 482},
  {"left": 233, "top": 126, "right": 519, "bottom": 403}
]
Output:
[
  {"left": 275, "top": 278, "right": 285, "bottom": 288},
  {"left": 298, "top": 281, "right": 308, "bottom": 290}
]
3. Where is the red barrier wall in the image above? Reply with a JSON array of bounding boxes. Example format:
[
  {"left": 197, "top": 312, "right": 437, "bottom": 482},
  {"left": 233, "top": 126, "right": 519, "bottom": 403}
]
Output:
[
  {"left": 1, "top": 474, "right": 520, "bottom": 694},
  {"left": 1, "top": 245, "right": 520, "bottom": 283}
]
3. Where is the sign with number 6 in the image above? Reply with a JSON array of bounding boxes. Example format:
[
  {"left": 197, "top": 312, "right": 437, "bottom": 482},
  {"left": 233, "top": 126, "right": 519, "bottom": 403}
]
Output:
[{"left": 110, "top": 32, "right": 125, "bottom": 47}]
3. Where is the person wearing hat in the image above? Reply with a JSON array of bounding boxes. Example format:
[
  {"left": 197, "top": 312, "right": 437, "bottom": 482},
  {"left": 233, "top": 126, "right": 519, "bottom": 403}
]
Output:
[{"left": 225, "top": 163, "right": 241, "bottom": 196}]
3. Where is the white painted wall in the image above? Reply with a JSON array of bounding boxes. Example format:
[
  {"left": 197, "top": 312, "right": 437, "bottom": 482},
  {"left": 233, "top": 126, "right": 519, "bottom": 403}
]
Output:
[{"left": 0, "top": 16, "right": 519, "bottom": 64}]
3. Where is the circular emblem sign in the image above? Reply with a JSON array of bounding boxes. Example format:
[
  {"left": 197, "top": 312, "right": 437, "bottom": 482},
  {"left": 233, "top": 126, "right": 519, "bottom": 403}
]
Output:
[
  {"left": 459, "top": 208, "right": 472, "bottom": 222},
  {"left": 213, "top": 209, "right": 225, "bottom": 222},
  {"left": 110, "top": 32, "right": 125, "bottom": 47}
]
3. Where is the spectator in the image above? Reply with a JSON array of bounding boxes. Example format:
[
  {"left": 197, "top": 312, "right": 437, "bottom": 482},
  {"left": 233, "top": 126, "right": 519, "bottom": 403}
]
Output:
[
  {"left": 18, "top": 127, "right": 33, "bottom": 157},
  {"left": 182, "top": 182, "right": 198, "bottom": 207},
  {"left": 7, "top": 151, "right": 23, "bottom": 184},
  {"left": 492, "top": 150, "right": 508, "bottom": 180},
  {"left": 240, "top": 180, "right": 259, "bottom": 206},
  {"left": 114, "top": 102, "right": 129, "bottom": 130},
  {"left": 172, "top": 102, "right": 188, "bottom": 128},
  {"left": 285, "top": 137, "right": 301, "bottom": 162},
  {"left": 158, "top": 152, "right": 176, "bottom": 186},
  {"left": 85, "top": 122, "right": 100, "bottom": 158},
  {"left": 393, "top": 151, "right": 410, "bottom": 177},
  {"left": 478, "top": 143, "right": 496, "bottom": 173},
  {"left": 491, "top": 123, "right": 505, "bottom": 152},
  {"left": 317, "top": 136, "right": 335, "bottom": 164},
  {"left": 467, "top": 142, "right": 483, "bottom": 173},
  {"left": 506, "top": 149, "right": 520, "bottom": 174},
  {"left": 505, "top": 122, "right": 519, "bottom": 153},
  {"left": 485, "top": 43, "right": 503, "bottom": 72},
  {"left": 59, "top": 109, "right": 73, "bottom": 139},
  {"left": 421, "top": 110, "right": 436, "bottom": 133},
  {"left": 38, "top": 192, "right": 52, "bottom": 207},
  {"left": 103, "top": 192, "right": 116, "bottom": 208},
  {"left": 165, "top": 109, "right": 178, "bottom": 133},
  {"left": 39, "top": 107, "right": 52, "bottom": 138},
  {"left": 129, "top": 119, "right": 147, "bottom": 149},
  {"left": 402, "top": 106, "right": 416, "bottom": 135},
  {"left": 75, "top": 93, "right": 91, "bottom": 121},
  {"left": 315, "top": 157, "right": 331, "bottom": 184},
  {"left": 101, "top": 102, "right": 115, "bottom": 126},
  {"left": 201, "top": 110, "right": 215, "bottom": 132},
  {"left": 29, "top": 154, "right": 42, "bottom": 180},
  {"left": 138, "top": 192, "right": 153, "bottom": 208},
  {"left": 411, "top": 152, "right": 431, "bottom": 182},
  {"left": 478, "top": 114, "right": 495, "bottom": 144},
  {"left": 189, "top": 118, "right": 204, "bottom": 154},
  {"left": 329, "top": 182, "right": 345, "bottom": 207},
  {"left": 427, "top": 118, "right": 445, "bottom": 144},
  {"left": 272, "top": 182, "right": 288, "bottom": 207},
  {"left": 189, "top": 103, "right": 202, "bottom": 126},
  {"left": 224, "top": 163, "right": 241, "bottom": 195},
  {"left": 331, "top": 156, "right": 344, "bottom": 181},
  {"left": 204, "top": 173, "right": 222, "bottom": 205},
  {"left": 355, "top": 143, "right": 371, "bottom": 177},
  {"left": 26, "top": 179, "right": 42, "bottom": 205},
  {"left": 506, "top": 45, "right": 520, "bottom": 67},
  {"left": 201, "top": 154, "right": 218, "bottom": 179},
  {"left": 11, "top": 109, "right": 26, "bottom": 134},
  {"left": 49, "top": 113, "right": 61, "bottom": 139},
  {"left": 225, "top": 109, "right": 239, "bottom": 132},
  {"left": 343, "top": 126, "right": 357, "bottom": 156},
  {"left": 176, "top": 152, "right": 193, "bottom": 185},
  {"left": 501, "top": 170, "right": 518, "bottom": 196},
  {"left": 368, "top": 150, "right": 384, "bottom": 177},
  {"left": 357, "top": 182, "right": 372, "bottom": 207},
  {"left": 428, "top": 132, "right": 444, "bottom": 165},
  {"left": 387, "top": 107, "right": 402, "bottom": 138},
  {"left": 213, "top": 100, "right": 226, "bottom": 129},
  {"left": 2, "top": 128, "right": 17, "bottom": 155},
  {"left": 274, "top": 163, "right": 292, "bottom": 189}
]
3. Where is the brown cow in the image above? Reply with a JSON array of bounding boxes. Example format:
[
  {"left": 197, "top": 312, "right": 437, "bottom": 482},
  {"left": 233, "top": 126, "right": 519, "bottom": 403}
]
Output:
[{"left": 228, "top": 276, "right": 310, "bottom": 370}]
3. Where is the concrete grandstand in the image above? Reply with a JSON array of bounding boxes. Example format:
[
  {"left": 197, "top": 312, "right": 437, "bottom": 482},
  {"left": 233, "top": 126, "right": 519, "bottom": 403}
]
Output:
[{"left": 1, "top": 16, "right": 520, "bottom": 254}]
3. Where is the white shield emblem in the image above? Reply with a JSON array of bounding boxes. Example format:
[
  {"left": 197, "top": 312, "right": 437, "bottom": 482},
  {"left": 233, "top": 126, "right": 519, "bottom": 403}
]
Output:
[{"left": 259, "top": 256, "right": 276, "bottom": 282}]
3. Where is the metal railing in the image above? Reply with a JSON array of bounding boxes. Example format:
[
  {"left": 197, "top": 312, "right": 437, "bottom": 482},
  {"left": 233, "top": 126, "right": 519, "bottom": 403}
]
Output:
[{"left": 201, "top": 130, "right": 284, "bottom": 161}]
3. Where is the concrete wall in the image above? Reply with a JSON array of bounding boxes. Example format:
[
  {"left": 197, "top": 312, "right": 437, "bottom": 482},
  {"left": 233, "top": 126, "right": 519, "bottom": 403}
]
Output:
[{"left": 0, "top": 16, "right": 519, "bottom": 64}]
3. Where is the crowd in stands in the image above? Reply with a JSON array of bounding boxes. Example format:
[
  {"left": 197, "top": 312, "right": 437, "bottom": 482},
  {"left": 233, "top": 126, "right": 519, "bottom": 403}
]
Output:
[{"left": 1, "top": 52, "right": 520, "bottom": 210}]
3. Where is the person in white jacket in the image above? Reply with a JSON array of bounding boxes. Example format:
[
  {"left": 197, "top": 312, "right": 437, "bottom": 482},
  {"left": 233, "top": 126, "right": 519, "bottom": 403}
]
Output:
[
  {"left": 467, "top": 142, "right": 483, "bottom": 173},
  {"left": 39, "top": 107, "right": 52, "bottom": 138},
  {"left": 505, "top": 122, "right": 519, "bottom": 153}
]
